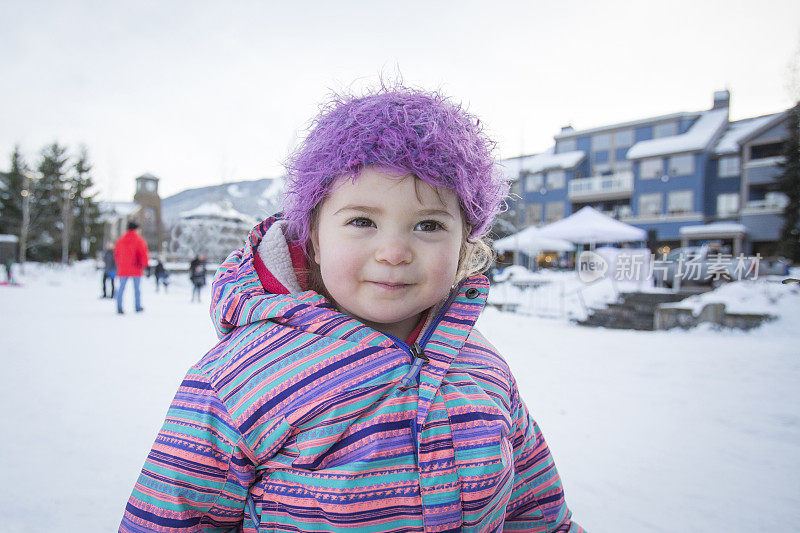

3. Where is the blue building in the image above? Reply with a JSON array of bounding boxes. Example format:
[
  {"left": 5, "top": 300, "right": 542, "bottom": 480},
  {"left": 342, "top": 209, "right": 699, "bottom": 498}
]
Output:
[{"left": 502, "top": 91, "right": 790, "bottom": 256}]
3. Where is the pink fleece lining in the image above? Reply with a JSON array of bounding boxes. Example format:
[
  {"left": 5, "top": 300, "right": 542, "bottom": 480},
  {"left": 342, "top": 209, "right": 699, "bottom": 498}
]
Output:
[
  {"left": 253, "top": 242, "right": 309, "bottom": 294},
  {"left": 406, "top": 310, "right": 428, "bottom": 345}
]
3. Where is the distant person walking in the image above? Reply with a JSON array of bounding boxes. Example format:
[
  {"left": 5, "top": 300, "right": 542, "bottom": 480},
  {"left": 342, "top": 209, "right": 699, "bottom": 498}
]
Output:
[
  {"left": 114, "top": 221, "right": 149, "bottom": 314},
  {"left": 153, "top": 258, "right": 169, "bottom": 292},
  {"left": 189, "top": 254, "right": 207, "bottom": 303},
  {"left": 3, "top": 257, "right": 13, "bottom": 285},
  {"left": 101, "top": 242, "right": 116, "bottom": 298}
]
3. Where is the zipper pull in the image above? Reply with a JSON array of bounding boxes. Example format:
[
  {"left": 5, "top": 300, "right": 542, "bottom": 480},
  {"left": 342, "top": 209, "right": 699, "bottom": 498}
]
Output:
[
  {"left": 411, "top": 343, "right": 429, "bottom": 362},
  {"left": 400, "top": 343, "right": 428, "bottom": 387}
]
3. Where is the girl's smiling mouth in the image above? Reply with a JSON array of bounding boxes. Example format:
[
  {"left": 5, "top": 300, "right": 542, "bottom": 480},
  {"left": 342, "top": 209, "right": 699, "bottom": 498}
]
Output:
[{"left": 368, "top": 281, "right": 413, "bottom": 290}]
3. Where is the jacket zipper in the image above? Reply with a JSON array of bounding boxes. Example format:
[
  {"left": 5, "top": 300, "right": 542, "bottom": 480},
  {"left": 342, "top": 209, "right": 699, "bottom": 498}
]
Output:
[
  {"left": 391, "top": 279, "right": 465, "bottom": 382},
  {"left": 386, "top": 282, "right": 466, "bottom": 468},
  {"left": 245, "top": 491, "right": 259, "bottom": 528}
]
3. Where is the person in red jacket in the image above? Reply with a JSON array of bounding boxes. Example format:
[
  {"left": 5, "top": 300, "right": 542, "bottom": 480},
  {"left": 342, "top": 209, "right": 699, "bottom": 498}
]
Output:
[{"left": 113, "top": 221, "right": 150, "bottom": 314}]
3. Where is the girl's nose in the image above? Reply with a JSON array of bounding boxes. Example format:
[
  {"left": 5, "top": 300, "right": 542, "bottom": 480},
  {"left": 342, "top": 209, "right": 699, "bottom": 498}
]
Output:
[{"left": 374, "top": 236, "right": 413, "bottom": 265}]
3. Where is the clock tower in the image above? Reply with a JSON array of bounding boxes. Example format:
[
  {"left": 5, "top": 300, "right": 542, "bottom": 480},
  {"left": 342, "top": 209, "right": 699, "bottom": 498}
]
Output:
[{"left": 133, "top": 173, "right": 163, "bottom": 253}]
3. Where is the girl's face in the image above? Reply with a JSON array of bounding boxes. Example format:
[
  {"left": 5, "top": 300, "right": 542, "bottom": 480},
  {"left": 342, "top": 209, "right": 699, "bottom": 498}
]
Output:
[{"left": 311, "top": 167, "right": 464, "bottom": 340}]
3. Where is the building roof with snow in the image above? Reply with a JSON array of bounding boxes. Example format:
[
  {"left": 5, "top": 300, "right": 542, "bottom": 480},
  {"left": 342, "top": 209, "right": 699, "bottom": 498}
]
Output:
[
  {"left": 180, "top": 202, "right": 256, "bottom": 224},
  {"left": 713, "top": 112, "right": 787, "bottom": 155},
  {"left": 553, "top": 111, "right": 700, "bottom": 140},
  {"left": 502, "top": 149, "right": 586, "bottom": 179},
  {"left": 626, "top": 108, "right": 729, "bottom": 159}
]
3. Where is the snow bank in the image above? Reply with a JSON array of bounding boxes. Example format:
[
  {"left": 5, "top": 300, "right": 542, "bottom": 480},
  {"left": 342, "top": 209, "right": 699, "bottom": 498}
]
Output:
[
  {"left": 489, "top": 269, "right": 656, "bottom": 321},
  {"left": 661, "top": 278, "right": 800, "bottom": 320}
]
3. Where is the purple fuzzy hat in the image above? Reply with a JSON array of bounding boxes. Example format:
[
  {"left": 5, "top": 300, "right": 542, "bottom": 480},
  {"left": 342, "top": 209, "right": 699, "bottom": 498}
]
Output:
[{"left": 282, "top": 86, "right": 509, "bottom": 246}]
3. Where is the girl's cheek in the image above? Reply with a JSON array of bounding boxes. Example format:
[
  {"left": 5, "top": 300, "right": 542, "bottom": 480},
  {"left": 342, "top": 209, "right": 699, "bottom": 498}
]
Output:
[
  {"left": 430, "top": 255, "right": 461, "bottom": 283},
  {"left": 321, "top": 248, "right": 361, "bottom": 278}
]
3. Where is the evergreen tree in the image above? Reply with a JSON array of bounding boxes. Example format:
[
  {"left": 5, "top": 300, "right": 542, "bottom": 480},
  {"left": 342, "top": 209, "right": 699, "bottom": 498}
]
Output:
[
  {"left": 0, "top": 146, "right": 29, "bottom": 237},
  {"left": 777, "top": 103, "right": 800, "bottom": 262},
  {"left": 30, "top": 143, "right": 70, "bottom": 261},
  {"left": 69, "top": 146, "right": 104, "bottom": 259}
]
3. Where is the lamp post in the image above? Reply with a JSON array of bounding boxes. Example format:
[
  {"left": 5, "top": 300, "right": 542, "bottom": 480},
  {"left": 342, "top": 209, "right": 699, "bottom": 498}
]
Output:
[
  {"left": 60, "top": 178, "right": 74, "bottom": 264},
  {"left": 19, "top": 171, "right": 32, "bottom": 273}
]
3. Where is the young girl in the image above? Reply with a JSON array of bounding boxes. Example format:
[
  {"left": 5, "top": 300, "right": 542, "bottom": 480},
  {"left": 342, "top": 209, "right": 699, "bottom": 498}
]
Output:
[{"left": 121, "top": 87, "right": 583, "bottom": 532}]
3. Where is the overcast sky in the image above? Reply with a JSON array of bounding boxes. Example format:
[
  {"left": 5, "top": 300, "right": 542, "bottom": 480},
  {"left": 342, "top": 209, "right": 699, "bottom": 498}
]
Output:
[{"left": 2, "top": 0, "right": 799, "bottom": 201}]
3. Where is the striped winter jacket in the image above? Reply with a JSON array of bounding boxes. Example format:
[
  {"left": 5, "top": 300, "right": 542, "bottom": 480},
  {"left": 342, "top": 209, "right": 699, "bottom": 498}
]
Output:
[{"left": 121, "top": 215, "right": 583, "bottom": 533}]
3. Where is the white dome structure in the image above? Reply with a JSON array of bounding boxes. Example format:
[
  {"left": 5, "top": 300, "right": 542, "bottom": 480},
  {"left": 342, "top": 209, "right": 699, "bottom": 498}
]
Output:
[{"left": 168, "top": 201, "right": 256, "bottom": 262}]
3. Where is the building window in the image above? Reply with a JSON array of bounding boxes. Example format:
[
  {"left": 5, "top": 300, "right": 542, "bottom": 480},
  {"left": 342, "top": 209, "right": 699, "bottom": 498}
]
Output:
[
  {"left": 613, "top": 160, "right": 633, "bottom": 172},
  {"left": 557, "top": 138, "right": 577, "bottom": 153},
  {"left": 592, "top": 133, "right": 611, "bottom": 152},
  {"left": 594, "top": 151, "right": 609, "bottom": 164},
  {"left": 750, "top": 142, "right": 783, "bottom": 160},
  {"left": 716, "top": 193, "right": 739, "bottom": 217},
  {"left": 640, "top": 158, "right": 663, "bottom": 179},
  {"left": 525, "top": 173, "right": 543, "bottom": 192},
  {"left": 654, "top": 121, "right": 678, "bottom": 138},
  {"left": 592, "top": 133, "right": 611, "bottom": 151},
  {"left": 525, "top": 203, "right": 543, "bottom": 225},
  {"left": 545, "top": 201, "right": 565, "bottom": 222},
  {"left": 718, "top": 156, "right": 740, "bottom": 177},
  {"left": 638, "top": 193, "right": 662, "bottom": 216},
  {"left": 593, "top": 163, "right": 611, "bottom": 175},
  {"left": 546, "top": 170, "right": 565, "bottom": 189},
  {"left": 668, "top": 154, "right": 695, "bottom": 176},
  {"left": 613, "top": 129, "right": 634, "bottom": 147},
  {"left": 667, "top": 190, "right": 693, "bottom": 215},
  {"left": 614, "top": 204, "right": 633, "bottom": 218}
]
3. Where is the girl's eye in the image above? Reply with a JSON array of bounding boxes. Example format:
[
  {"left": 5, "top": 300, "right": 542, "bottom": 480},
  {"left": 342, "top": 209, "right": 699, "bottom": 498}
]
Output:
[
  {"left": 347, "top": 217, "right": 375, "bottom": 228},
  {"left": 415, "top": 220, "right": 443, "bottom": 232}
]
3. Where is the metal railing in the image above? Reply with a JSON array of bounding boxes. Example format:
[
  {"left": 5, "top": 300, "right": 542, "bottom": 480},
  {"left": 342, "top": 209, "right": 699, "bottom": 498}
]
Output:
[
  {"left": 743, "top": 156, "right": 785, "bottom": 169},
  {"left": 741, "top": 195, "right": 789, "bottom": 215},
  {"left": 568, "top": 171, "right": 634, "bottom": 199}
]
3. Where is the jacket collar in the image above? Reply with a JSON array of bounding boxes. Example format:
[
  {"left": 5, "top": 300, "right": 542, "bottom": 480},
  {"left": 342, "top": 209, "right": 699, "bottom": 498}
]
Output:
[{"left": 414, "top": 277, "right": 489, "bottom": 432}]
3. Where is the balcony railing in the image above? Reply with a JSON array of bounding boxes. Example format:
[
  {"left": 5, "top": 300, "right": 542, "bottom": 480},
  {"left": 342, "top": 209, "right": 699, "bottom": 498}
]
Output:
[
  {"left": 741, "top": 195, "right": 789, "bottom": 215},
  {"left": 568, "top": 171, "right": 633, "bottom": 200},
  {"left": 596, "top": 207, "right": 633, "bottom": 219},
  {"left": 743, "top": 156, "right": 785, "bottom": 169},
  {"left": 621, "top": 212, "right": 703, "bottom": 223}
]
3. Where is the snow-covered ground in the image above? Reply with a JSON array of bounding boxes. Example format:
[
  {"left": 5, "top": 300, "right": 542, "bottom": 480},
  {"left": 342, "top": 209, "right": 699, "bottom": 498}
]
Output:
[
  {"left": 1, "top": 263, "right": 798, "bottom": 532},
  {"left": 488, "top": 268, "right": 665, "bottom": 321}
]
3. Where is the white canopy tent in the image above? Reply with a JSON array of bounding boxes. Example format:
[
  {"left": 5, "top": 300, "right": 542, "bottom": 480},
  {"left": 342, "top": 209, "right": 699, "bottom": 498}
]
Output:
[
  {"left": 494, "top": 226, "right": 574, "bottom": 255},
  {"left": 535, "top": 206, "right": 646, "bottom": 245}
]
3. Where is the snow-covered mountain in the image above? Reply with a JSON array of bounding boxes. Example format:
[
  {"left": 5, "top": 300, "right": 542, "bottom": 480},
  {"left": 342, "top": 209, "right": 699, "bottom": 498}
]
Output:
[{"left": 161, "top": 177, "right": 284, "bottom": 224}]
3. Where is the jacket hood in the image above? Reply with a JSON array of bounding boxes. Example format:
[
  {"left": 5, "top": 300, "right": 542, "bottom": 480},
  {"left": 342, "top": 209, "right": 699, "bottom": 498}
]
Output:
[{"left": 210, "top": 214, "right": 336, "bottom": 338}]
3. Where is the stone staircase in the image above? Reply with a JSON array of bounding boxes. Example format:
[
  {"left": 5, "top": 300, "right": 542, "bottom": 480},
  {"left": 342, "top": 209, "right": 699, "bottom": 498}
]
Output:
[{"left": 577, "top": 289, "right": 707, "bottom": 331}]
